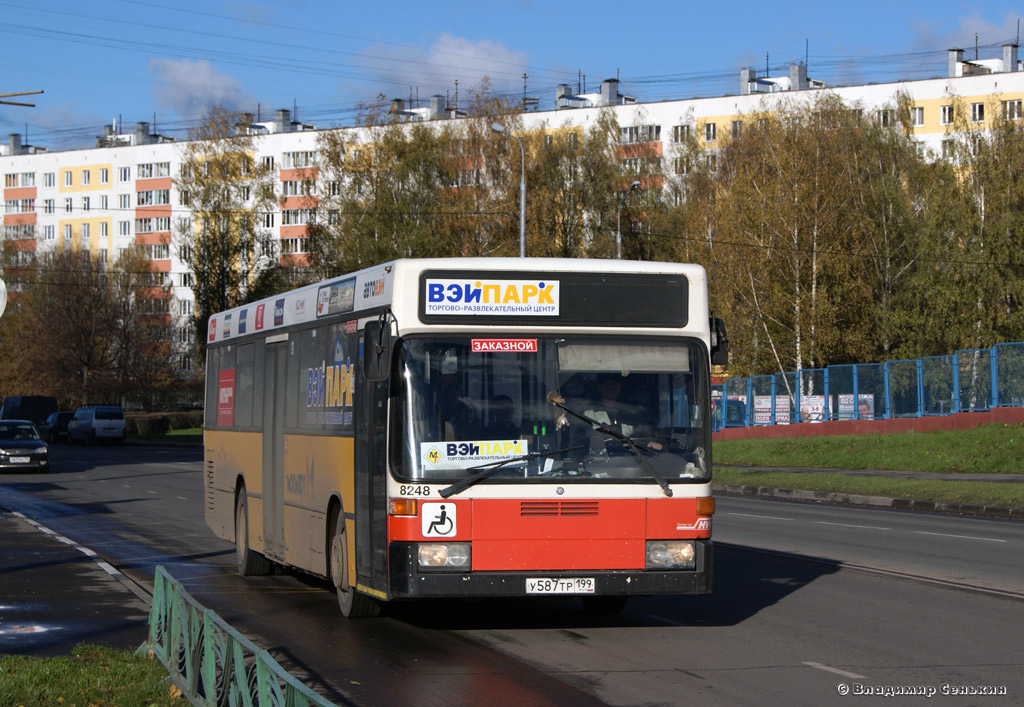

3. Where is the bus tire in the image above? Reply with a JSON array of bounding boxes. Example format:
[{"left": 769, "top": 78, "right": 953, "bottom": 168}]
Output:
[
  {"left": 581, "top": 595, "right": 628, "bottom": 615},
  {"left": 235, "top": 487, "right": 271, "bottom": 576},
  {"left": 329, "top": 509, "right": 380, "bottom": 618}
]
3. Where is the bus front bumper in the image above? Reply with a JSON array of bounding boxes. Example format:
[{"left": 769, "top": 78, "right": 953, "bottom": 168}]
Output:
[{"left": 385, "top": 540, "right": 712, "bottom": 599}]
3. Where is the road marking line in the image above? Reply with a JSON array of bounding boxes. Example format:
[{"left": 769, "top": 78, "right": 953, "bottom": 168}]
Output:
[
  {"left": 803, "top": 662, "right": 867, "bottom": 679},
  {"left": 727, "top": 512, "right": 795, "bottom": 521},
  {"left": 912, "top": 531, "right": 1006, "bottom": 543},
  {"left": 817, "top": 521, "right": 890, "bottom": 530}
]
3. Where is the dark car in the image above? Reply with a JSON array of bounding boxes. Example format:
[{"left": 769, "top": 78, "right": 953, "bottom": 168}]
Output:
[
  {"left": 0, "top": 396, "right": 58, "bottom": 428},
  {"left": 38, "top": 411, "right": 73, "bottom": 443},
  {"left": 0, "top": 420, "right": 49, "bottom": 473}
]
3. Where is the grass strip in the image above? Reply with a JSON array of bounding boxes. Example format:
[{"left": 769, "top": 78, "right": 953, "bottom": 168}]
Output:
[
  {"left": 0, "top": 643, "right": 181, "bottom": 706},
  {"left": 713, "top": 467, "right": 1024, "bottom": 508},
  {"left": 714, "top": 423, "right": 1024, "bottom": 474}
]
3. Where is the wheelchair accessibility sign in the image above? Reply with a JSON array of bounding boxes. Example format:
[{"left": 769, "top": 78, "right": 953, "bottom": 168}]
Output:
[{"left": 421, "top": 503, "right": 457, "bottom": 537}]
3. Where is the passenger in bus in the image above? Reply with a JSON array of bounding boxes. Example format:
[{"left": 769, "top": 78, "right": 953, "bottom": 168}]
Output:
[
  {"left": 440, "top": 382, "right": 482, "bottom": 440},
  {"left": 483, "top": 394, "right": 520, "bottom": 440},
  {"left": 583, "top": 373, "right": 663, "bottom": 451}
]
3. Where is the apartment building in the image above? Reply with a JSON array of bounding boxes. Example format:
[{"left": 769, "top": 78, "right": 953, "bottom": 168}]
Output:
[{"left": 4, "top": 46, "right": 1024, "bottom": 363}]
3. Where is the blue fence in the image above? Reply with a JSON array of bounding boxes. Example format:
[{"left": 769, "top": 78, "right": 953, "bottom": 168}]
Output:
[{"left": 711, "top": 342, "right": 1024, "bottom": 432}]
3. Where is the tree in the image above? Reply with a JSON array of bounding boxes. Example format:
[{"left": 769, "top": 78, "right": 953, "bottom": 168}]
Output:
[
  {"left": 174, "top": 106, "right": 278, "bottom": 361},
  {"left": 0, "top": 246, "right": 179, "bottom": 408}
]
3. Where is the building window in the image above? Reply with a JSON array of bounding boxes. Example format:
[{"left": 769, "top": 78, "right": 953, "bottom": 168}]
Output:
[
  {"left": 620, "top": 125, "right": 661, "bottom": 145},
  {"left": 118, "top": 221, "right": 131, "bottom": 236},
  {"left": 44, "top": 172, "right": 55, "bottom": 188},
  {"left": 64, "top": 224, "right": 72, "bottom": 241},
  {"left": 136, "top": 217, "right": 155, "bottom": 233},
  {"left": 282, "top": 180, "right": 315, "bottom": 197},
  {"left": 281, "top": 237, "right": 309, "bottom": 254},
  {"left": 703, "top": 122, "right": 717, "bottom": 142},
  {"left": 910, "top": 107, "right": 924, "bottom": 127},
  {"left": 81, "top": 223, "right": 90, "bottom": 243},
  {"left": 180, "top": 272, "right": 194, "bottom": 288},
  {"left": 82, "top": 196, "right": 90, "bottom": 212},
  {"left": 119, "top": 167, "right": 131, "bottom": 182},
  {"left": 64, "top": 171, "right": 73, "bottom": 187},
  {"left": 1002, "top": 99, "right": 1022, "bottom": 121},
  {"left": 179, "top": 299, "right": 193, "bottom": 316},
  {"left": 137, "top": 163, "right": 153, "bottom": 179},
  {"left": 99, "top": 195, "right": 108, "bottom": 210},
  {"left": 262, "top": 212, "right": 275, "bottom": 228},
  {"left": 282, "top": 151, "right": 316, "bottom": 169},
  {"left": 81, "top": 170, "right": 90, "bottom": 186},
  {"left": 100, "top": 222, "right": 108, "bottom": 238},
  {"left": 877, "top": 109, "right": 894, "bottom": 127},
  {"left": 704, "top": 153, "right": 718, "bottom": 171},
  {"left": 155, "top": 162, "right": 171, "bottom": 177},
  {"left": 99, "top": 249, "right": 108, "bottom": 264},
  {"left": 730, "top": 120, "right": 743, "bottom": 138},
  {"left": 119, "top": 193, "right": 131, "bottom": 209},
  {"left": 971, "top": 102, "right": 985, "bottom": 123},
  {"left": 281, "top": 209, "right": 314, "bottom": 225},
  {"left": 671, "top": 125, "right": 691, "bottom": 143},
  {"left": 99, "top": 168, "right": 109, "bottom": 184},
  {"left": 43, "top": 225, "right": 55, "bottom": 240},
  {"left": 43, "top": 199, "right": 54, "bottom": 214},
  {"left": 941, "top": 139, "right": 955, "bottom": 159},
  {"left": 65, "top": 198, "right": 73, "bottom": 213},
  {"left": 261, "top": 156, "right": 275, "bottom": 171}
]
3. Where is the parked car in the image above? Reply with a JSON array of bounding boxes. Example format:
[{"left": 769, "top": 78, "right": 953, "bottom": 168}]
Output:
[
  {"left": 68, "top": 405, "right": 127, "bottom": 445},
  {"left": 38, "top": 411, "right": 73, "bottom": 443},
  {"left": 0, "top": 420, "right": 49, "bottom": 472},
  {"left": 0, "top": 396, "right": 58, "bottom": 428}
]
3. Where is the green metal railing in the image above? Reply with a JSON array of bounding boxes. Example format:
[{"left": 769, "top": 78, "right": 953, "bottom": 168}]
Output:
[{"left": 139, "top": 565, "right": 337, "bottom": 707}]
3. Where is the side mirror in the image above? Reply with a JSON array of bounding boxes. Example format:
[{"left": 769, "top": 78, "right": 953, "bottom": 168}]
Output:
[
  {"left": 362, "top": 319, "right": 392, "bottom": 382},
  {"left": 710, "top": 316, "right": 729, "bottom": 366}
]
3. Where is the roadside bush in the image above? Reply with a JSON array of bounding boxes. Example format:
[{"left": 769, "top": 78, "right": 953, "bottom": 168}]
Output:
[{"left": 126, "top": 411, "right": 202, "bottom": 436}]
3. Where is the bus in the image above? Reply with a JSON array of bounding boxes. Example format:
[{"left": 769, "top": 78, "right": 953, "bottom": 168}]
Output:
[{"left": 204, "top": 258, "right": 727, "bottom": 617}]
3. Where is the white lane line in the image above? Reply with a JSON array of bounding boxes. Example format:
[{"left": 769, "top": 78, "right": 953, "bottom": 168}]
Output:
[
  {"left": 176, "top": 496, "right": 188, "bottom": 501},
  {"left": 816, "top": 521, "right": 891, "bottom": 531},
  {"left": 727, "top": 512, "right": 796, "bottom": 521},
  {"left": 913, "top": 531, "right": 1007, "bottom": 543},
  {"left": 803, "top": 662, "right": 868, "bottom": 679}
]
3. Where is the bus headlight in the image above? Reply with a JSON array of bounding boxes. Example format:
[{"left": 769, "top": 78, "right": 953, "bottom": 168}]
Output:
[
  {"left": 646, "top": 540, "right": 696, "bottom": 569},
  {"left": 418, "top": 543, "right": 471, "bottom": 570}
]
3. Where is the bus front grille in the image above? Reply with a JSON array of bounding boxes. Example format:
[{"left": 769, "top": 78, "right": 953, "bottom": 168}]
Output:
[{"left": 520, "top": 500, "right": 599, "bottom": 517}]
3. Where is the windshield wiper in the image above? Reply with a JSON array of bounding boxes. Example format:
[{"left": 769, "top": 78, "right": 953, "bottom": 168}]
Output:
[
  {"left": 438, "top": 445, "right": 585, "bottom": 499},
  {"left": 546, "top": 391, "right": 674, "bottom": 497}
]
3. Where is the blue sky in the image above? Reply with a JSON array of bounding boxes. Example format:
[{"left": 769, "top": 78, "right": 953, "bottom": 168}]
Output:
[{"left": 2, "top": 0, "right": 1022, "bottom": 150}]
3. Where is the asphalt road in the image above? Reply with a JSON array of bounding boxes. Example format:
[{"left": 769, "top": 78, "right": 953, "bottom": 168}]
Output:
[{"left": 1, "top": 444, "right": 1022, "bottom": 706}]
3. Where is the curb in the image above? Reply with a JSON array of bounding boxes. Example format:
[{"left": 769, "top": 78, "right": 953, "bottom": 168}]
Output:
[{"left": 712, "top": 483, "right": 1024, "bottom": 520}]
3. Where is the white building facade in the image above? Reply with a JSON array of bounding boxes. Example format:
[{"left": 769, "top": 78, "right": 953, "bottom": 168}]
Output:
[{"left": 4, "top": 47, "right": 1024, "bottom": 365}]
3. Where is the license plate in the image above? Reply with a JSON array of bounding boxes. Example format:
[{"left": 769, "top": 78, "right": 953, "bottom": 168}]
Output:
[
  {"left": 526, "top": 577, "right": 595, "bottom": 595},
  {"left": 10, "top": 456, "right": 30, "bottom": 464}
]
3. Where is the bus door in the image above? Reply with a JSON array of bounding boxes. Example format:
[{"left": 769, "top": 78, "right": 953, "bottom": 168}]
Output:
[
  {"left": 262, "top": 341, "right": 286, "bottom": 562},
  {"left": 356, "top": 330, "right": 390, "bottom": 596}
]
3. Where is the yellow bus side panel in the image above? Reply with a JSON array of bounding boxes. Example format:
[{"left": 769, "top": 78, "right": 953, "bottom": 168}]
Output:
[
  {"left": 282, "top": 434, "right": 355, "bottom": 577},
  {"left": 204, "top": 430, "right": 264, "bottom": 548}
]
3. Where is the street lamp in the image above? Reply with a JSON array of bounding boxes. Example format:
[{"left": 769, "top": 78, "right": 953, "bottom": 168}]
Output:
[
  {"left": 490, "top": 122, "right": 526, "bottom": 258},
  {"left": 616, "top": 180, "right": 642, "bottom": 259}
]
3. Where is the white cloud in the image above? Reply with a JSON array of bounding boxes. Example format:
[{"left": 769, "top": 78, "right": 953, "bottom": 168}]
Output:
[
  {"left": 150, "top": 59, "right": 253, "bottom": 116},
  {"left": 355, "top": 33, "right": 529, "bottom": 97}
]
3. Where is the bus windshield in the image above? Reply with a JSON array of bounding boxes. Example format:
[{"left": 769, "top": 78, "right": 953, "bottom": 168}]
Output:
[{"left": 392, "top": 336, "right": 711, "bottom": 485}]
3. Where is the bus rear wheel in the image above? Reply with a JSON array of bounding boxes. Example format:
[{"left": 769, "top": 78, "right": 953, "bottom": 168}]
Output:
[
  {"left": 235, "top": 488, "right": 271, "bottom": 576},
  {"left": 329, "top": 509, "right": 380, "bottom": 618}
]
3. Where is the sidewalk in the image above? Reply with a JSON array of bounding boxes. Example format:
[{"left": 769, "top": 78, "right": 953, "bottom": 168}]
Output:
[
  {"left": 0, "top": 509, "right": 151, "bottom": 657},
  {"left": 715, "top": 465, "right": 1024, "bottom": 519}
]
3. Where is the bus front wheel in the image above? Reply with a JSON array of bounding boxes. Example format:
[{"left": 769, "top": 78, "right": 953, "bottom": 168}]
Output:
[
  {"left": 235, "top": 488, "right": 271, "bottom": 576},
  {"left": 329, "top": 510, "right": 380, "bottom": 618}
]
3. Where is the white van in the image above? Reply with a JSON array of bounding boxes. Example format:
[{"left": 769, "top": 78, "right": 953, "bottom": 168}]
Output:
[{"left": 68, "top": 405, "right": 126, "bottom": 444}]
